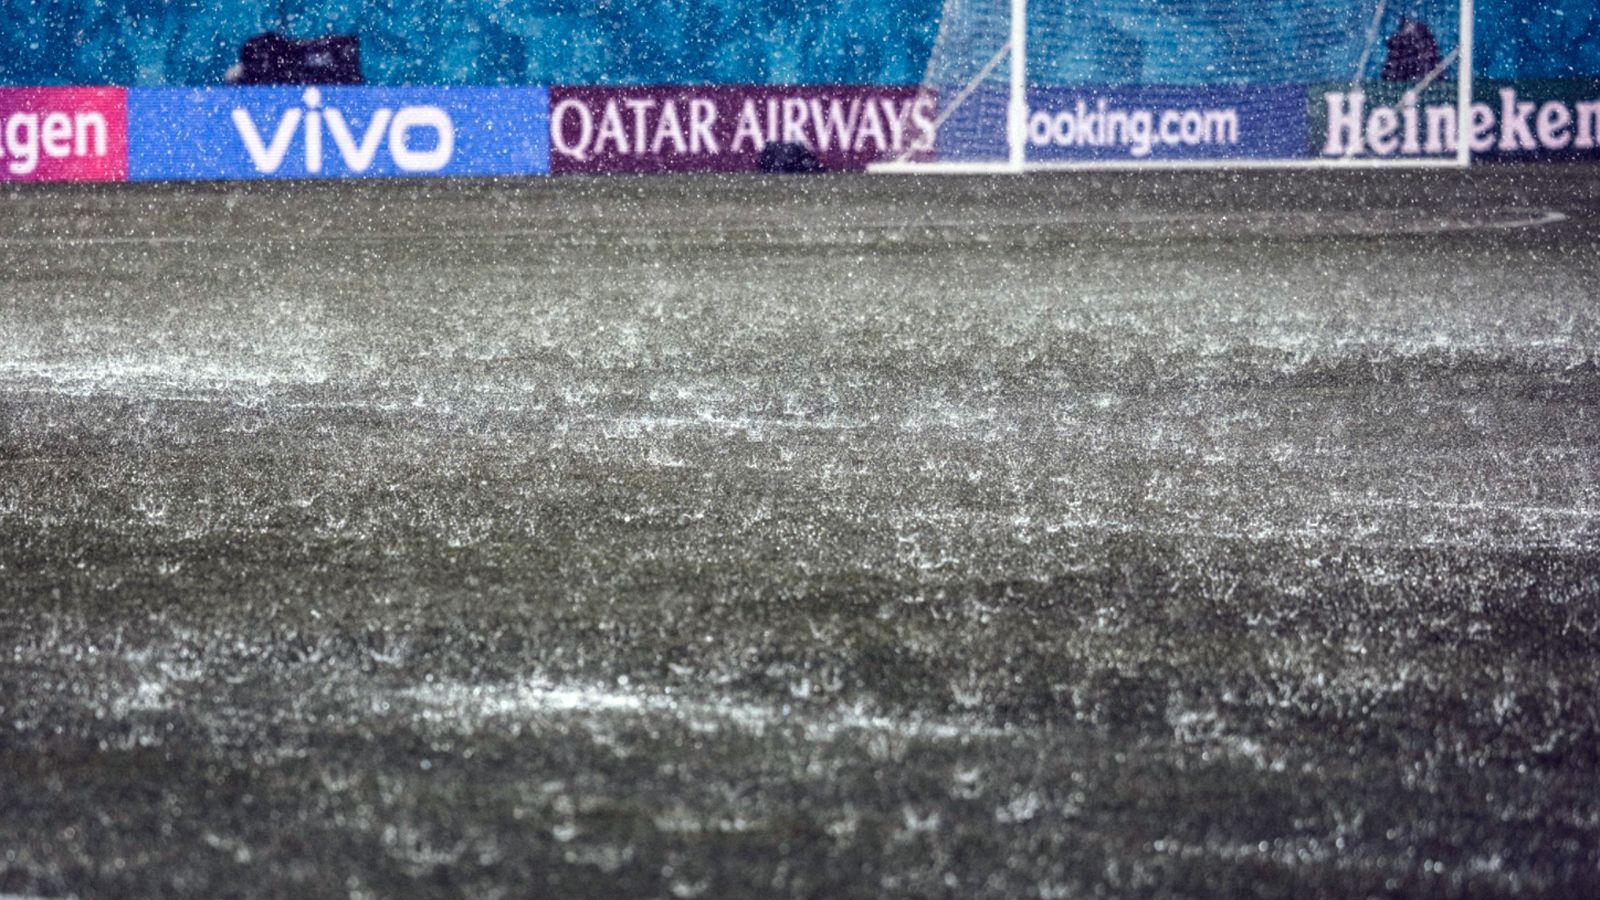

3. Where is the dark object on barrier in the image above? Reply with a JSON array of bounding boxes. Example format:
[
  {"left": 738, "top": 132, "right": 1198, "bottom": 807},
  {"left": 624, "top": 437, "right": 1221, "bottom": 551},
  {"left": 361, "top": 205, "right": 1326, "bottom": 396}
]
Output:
[
  {"left": 229, "top": 33, "right": 364, "bottom": 85},
  {"left": 1382, "top": 17, "right": 1442, "bottom": 82},
  {"left": 757, "top": 141, "right": 826, "bottom": 174}
]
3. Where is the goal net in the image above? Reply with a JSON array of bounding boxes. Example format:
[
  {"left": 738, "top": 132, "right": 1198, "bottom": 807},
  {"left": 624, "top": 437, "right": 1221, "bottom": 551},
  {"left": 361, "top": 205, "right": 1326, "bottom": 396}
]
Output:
[{"left": 874, "top": 0, "right": 1474, "bottom": 171}]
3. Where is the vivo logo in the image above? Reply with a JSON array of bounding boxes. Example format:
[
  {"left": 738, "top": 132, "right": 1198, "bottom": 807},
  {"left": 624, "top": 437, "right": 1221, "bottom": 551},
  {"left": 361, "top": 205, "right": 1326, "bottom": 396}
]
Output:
[{"left": 231, "top": 87, "right": 455, "bottom": 174}]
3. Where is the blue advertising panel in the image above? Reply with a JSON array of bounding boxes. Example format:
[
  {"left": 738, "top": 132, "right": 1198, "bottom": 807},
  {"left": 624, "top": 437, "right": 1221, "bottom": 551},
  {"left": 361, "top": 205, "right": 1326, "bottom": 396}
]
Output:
[
  {"left": 129, "top": 86, "right": 549, "bottom": 181},
  {"left": 1021, "top": 86, "right": 1307, "bottom": 162}
]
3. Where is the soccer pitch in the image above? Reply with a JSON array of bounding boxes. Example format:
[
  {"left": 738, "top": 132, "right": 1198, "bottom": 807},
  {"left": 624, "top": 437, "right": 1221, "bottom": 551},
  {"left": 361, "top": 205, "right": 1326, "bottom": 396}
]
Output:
[{"left": 1, "top": 171, "right": 1597, "bottom": 897}]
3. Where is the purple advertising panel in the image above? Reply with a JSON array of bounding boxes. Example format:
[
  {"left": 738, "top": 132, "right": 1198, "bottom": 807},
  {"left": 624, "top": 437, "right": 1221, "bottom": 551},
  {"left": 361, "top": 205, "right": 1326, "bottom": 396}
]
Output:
[{"left": 550, "top": 86, "right": 935, "bottom": 174}]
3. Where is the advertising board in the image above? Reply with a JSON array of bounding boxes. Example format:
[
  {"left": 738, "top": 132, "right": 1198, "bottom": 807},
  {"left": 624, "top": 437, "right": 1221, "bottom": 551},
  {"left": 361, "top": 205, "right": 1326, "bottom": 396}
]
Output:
[
  {"left": 8, "top": 79, "right": 1600, "bottom": 183},
  {"left": 0, "top": 87, "right": 127, "bottom": 182},
  {"left": 1312, "top": 79, "right": 1600, "bottom": 162},
  {"left": 128, "top": 86, "right": 550, "bottom": 181},
  {"left": 1018, "top": 86, "right": 1308, "bottom": 162},
  {"left": 549, "top": 86, "right": 935, "bottom": 174}
]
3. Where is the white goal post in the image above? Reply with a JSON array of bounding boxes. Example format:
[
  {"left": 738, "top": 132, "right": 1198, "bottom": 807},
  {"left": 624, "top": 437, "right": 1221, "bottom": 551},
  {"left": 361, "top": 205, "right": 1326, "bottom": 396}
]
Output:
[{"left": 873, "top": 0, "right": 1474, "bottom": 172}]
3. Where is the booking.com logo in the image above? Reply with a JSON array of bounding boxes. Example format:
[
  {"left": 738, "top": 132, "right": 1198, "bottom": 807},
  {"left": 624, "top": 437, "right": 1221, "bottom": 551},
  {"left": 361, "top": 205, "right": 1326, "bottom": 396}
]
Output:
[{"left": 1028, "top": 97, "right": 1241, "bottom": 157}]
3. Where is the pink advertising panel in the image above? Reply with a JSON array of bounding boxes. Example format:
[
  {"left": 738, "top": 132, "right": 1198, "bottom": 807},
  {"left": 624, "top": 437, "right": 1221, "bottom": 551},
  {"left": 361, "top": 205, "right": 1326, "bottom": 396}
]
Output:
[
  {"left": 550, "top": 86, "right": 935, "bottom": 174},
  {"left": 0, "top": 88, "right": 128, "bottom": 183}
]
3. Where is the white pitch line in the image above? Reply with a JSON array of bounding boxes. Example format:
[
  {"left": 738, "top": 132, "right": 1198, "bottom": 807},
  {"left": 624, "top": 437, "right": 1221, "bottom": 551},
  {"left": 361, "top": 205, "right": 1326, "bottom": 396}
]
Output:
[
  {"left": 0, "top": 208, "right": 1569, "bottom": 246},
  {"left": 869, "top": 156, "right": 1469, "bottom": 173},
  {"left": 1340, "top": 495, "right": 1599, "bottom": 519},
  {"left": 404, "top": 676, "right": 1008, "bottom": 742},
  {"left": 1449, "top": 209, "right": 1568, "bottom": 230}
]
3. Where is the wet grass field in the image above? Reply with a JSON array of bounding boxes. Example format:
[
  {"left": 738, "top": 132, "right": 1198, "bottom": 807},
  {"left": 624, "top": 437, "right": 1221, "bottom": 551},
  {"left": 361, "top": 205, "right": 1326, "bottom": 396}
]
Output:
[{"left": 2, "top": 170, "right": 1598, "bottom": 898}]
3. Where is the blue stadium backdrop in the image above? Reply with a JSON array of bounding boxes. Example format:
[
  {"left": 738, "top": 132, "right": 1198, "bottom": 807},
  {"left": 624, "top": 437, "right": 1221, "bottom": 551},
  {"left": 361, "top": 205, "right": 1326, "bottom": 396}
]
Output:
[{"left": 1, "top": 1, "right": 1598, "bottom": 87}]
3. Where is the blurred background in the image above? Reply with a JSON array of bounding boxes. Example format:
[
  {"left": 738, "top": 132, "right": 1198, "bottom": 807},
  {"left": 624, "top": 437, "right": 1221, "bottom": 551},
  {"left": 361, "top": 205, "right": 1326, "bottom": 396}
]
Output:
[{"left": 2, "top": 0, "right": 1599, "bottom": 88}]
